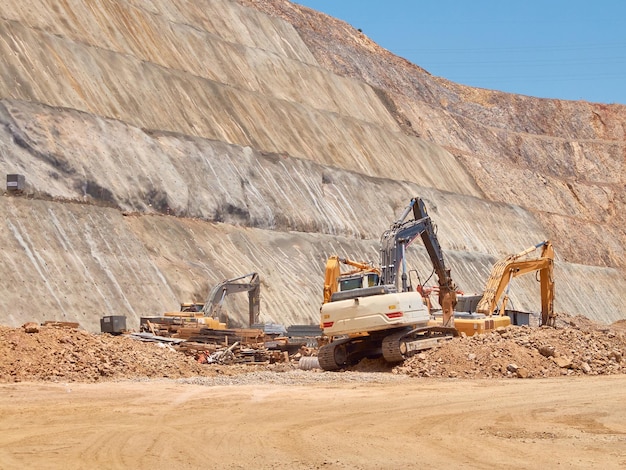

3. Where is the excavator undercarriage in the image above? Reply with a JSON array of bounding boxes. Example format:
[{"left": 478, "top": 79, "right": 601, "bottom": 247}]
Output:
[{"left": 318, "top": 325, "right": 458, "bottom": 371}]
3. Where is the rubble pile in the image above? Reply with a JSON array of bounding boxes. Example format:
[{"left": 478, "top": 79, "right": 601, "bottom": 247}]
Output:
[
  {"left": 394, "top": 315, "right": 625, "bottom": 379},
  {"left": 0, "top": 324, "right": 217, "bottom": 383}
]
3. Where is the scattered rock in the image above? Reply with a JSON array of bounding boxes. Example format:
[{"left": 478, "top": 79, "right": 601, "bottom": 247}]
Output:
[
  {"left": 0, "top": 325, "right": 264, "bottom": 383},
  {"left": 1, "top": 312, "right": 624, "bottom": 383},
  {"left": 538, "top": 345, "right": 556, "bottom": 357},
  {"left": 22, "top": 322, "right": 40, "bottom": 334},
  {"left": 553, "top": 356, "right": 572, "bottom": 369},
  {"left": 393, "top": 313, "right": 625, "bottom": 379}
]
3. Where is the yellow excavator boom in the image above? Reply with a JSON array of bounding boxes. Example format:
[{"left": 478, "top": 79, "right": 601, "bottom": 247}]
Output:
[{"left": 476, "top": 241, "right": 555, "bottom": 326}]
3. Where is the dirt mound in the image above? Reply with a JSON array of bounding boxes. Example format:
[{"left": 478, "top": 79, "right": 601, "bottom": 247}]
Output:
[
  {"left": 611, "top": 319, "right": 626, "bottom": 332},
  {"left": 0, "top": 324, "right": 222, "bottom": 383},
  {"left": 393, "top": 315, "right": 625, "bottom": 379}
]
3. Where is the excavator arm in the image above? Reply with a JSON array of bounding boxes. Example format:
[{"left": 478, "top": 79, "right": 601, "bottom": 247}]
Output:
[
  {"left": 477, "top": 241, "right": 555, "bottom": 326},
  {"left": 201, "top": 272, "right": 261, "bottom": 327},
  {"left": 379, "top": 197, "right": 457, "bottom": 326},
  {"left": 413, "top": 198, "right": 458, "bottom": 326}
]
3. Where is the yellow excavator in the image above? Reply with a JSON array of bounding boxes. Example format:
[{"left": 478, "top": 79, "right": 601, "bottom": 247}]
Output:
[
  {"left": 202, "top": 272, "right": 261, "bottom": 327},
  {"left": 476, "top": 240, "right": 555, "bottom": 327},
  {"left": 174, "top": 272, "right": 261, "bottom": 328}
]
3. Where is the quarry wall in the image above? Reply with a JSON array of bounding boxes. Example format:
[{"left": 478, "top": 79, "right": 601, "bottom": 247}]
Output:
[{"left": 0, "top": 0, "right": 624, "bottom": 330}]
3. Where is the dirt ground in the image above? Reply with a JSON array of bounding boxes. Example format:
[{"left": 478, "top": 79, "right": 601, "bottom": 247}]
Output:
[
  {"left": 1, "top": 316, "right": 624, "bottom": 469},
  {"left": 0, "top": 375, "right": 625, "bottom": 470}
]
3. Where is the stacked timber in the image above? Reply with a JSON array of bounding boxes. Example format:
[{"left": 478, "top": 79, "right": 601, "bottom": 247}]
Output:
[
  {"left": 139, "top": 315, "right": 226, "bottom": 337},
  {"left": 186, "top": 328, "right": 265, "bottom": 345}
]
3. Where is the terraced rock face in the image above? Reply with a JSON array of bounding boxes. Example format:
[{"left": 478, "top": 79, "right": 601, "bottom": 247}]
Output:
[{"left": 0, "top": 0, "right": 624, "bottom": 330}]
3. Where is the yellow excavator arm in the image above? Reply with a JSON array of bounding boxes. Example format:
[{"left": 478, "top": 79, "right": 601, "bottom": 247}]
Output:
[{"left": 477, "top": 241, "right": 555, "bottom": 326}]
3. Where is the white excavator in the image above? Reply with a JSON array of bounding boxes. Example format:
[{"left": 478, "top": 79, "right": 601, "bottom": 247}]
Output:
[
  {"left": 318, "top": 197, "right": 464, "bottom": 370},
  {"left": 319, "top": 197, "right": 556, "bottom": 371}
]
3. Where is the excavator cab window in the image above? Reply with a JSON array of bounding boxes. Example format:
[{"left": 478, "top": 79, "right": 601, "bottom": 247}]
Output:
[
  {"left": 339, "top": 276, "right": 364, "bottom": 292},
  {"left": 366, "top": 273, "right": 380, "bottom": 287},
  {"left": 339, "top": 273, "right": 380, "bottom": 292}
]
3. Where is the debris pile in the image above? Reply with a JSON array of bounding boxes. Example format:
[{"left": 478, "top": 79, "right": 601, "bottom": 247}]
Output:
[
  {"left": 176, "top": 335, "right": 292, "bottom": 366},
  {"left": 137, "top": 316, "right": 321, "bottom": 366},
  {"left": 0, "top": 324, "right": 215, "bottom": 383},
  {"left": 393, "top": 315, "right": 625, "bottom": 378},
  {"left": 0, "top": 321, "right": 317, "bottom": 383}
]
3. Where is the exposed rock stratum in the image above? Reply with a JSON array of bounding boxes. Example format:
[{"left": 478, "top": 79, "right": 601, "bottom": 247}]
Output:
[{"left": 0, "top": 0, "right": 624, "bottom": 330}]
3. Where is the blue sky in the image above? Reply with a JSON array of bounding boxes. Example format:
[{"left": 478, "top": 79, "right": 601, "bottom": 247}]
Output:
[{"left": 294, "top": 1, "right": 625, "bottom": 105}]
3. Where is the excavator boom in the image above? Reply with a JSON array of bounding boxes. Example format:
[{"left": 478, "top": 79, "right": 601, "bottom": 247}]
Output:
[
  {"left": 476, "top": 241, "right": 555, "bottom": 326},
  {"left": 379, "top": 197, "right": 457, "bottom": 326},
  {"left": 202, "top": 272, "right": 261, "bottom": 327}
]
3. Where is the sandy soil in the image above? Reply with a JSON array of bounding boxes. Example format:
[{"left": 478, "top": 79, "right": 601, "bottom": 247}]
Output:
[{"left": 1, "top": 374, "right": 625, "bottom": 470}]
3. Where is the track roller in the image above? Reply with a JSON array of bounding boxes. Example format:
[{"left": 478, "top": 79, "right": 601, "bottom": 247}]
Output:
[
  {"left": 382, "top": 326, "right": 458, "bottom": 363},
  {"left": 317, "top": 334, "right": 390, "bottom": 371}
]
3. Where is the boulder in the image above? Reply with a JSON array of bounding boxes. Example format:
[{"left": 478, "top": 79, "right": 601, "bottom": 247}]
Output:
[{"left": 22, "top": 322, "right": 40, "bottom": 334}]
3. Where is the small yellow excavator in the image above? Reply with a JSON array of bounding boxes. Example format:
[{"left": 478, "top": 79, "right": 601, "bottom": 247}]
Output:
[
  {"left": 201, "top": 272, "right": 261, "bottom": 327},
  {"left": 323, "top": 256, "right": 380, "bottom": 304}
]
